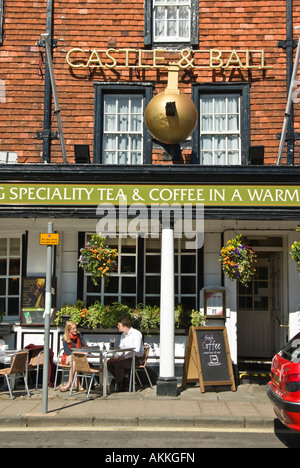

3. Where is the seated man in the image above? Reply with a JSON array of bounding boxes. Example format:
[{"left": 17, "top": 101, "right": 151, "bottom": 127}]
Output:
[{"left": 107, "top": 317, "right": 144, "bottom": 392}]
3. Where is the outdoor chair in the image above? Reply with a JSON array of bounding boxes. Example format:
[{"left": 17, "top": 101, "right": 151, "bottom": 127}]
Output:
[
  {"left": 54, "top": 348, "right": 71, "bottom": 390},
  {"left": 130, "top": 346, "right": 153, "bottom": 390},
  {"left": 0, "top": 351, "right": 30, "bottom": 399},
  {"left": 27, "top": 349, "right": 44, "bottom": 390},
  {"left": 70, "top": 351, "right": 102, "bottom": 399}
]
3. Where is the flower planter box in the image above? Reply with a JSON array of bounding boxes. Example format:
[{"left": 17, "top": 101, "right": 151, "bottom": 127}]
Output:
[{"left": 0, "top": 323, "right": 12, "bottom": 336}]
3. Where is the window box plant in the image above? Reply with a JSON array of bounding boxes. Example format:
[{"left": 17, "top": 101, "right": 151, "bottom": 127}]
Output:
[{"left": 55, "top": 301, "right": 192, "bottom": 335}]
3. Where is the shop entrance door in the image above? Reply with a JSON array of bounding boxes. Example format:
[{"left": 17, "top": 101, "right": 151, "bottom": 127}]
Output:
[{"left": 237, "top": 255, "right": 282, "bottom": 359}]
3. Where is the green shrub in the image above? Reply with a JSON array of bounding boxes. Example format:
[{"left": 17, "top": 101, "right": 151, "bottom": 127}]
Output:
[{"left": 55, "top": 301, "right": 201, "bottom": 333}]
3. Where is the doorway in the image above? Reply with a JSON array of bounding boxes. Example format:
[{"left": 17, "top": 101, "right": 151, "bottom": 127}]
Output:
[{"left": 237, "top": 252, "right": 283, "bottom": 359}]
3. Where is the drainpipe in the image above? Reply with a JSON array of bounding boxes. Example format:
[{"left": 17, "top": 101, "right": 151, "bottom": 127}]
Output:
[
  {"left": 35, "top": 0, "right": 58, "bottom": 162},
  {"left": 278, "top": 0, "right": 297, "bottom": 165},
  {"left": 42, "top": 0, "right": 54, "bottom": 163},
  {"left": 286, "top": 0, "right": 295, "bottom": 165}
]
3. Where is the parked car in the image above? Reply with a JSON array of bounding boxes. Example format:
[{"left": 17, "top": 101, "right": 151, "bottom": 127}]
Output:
[{"left": 267, "top": 332, "right": 300, "bottom": 432}]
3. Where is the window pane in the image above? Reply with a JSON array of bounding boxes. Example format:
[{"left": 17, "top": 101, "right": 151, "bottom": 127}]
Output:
[
  {"left": 180, "top": 297, "right": 196, "bottom": 311},
  {"left": 10, "top": 238, "right": 20, "bottom": 255},
  {"left": 118, "top": 105, "right": 129, "bottom": 133},
  {"left": 7, "top": 297, "right": 19, "bottom": 316},
  {"left": 0, "top": 278, "right": 5, "bottom": 295},
  {"left": 118, "top": 134, "right": 129, "bottom": 150},
  {"left": 103, "top": 277, "right": 117, "bottom": 294},
  {"left": 146, "top": 276, "right": 160, "bottom": 295},
  {"left": 228, "top": 96, "right": 238, "bottom": 112},
  {"left": 87, "top": 277, "right": 101, "bottom": 294},
  {"left": 8, "top": 278, "right": 19, "bottom": 295},
  {"left": 122, "top": 277, "right": 136, "bottom": 294},
  {"left": 121, "top": 256, "right": 136, "bottom": 274},
  {"left": 104, "top": 97, "right": 116, "bottom": 131},
  {"left": 181, "top": 255, "right": 196, "bottom": 273},
  {"left": 103, "top": 152, "right": 114, "bottom": 164},
  {"left": 121, "top": 297, "right": 136, "bottom": 308},
  {"left": 0, "top": 259, "right": 6, "bottom": 275},
  {"left": 104, "top": 96, "right": 116, "bottom": 113},
  {"left": 0, "top": 298, "right": 5, "bottom": 316},
  {"left": 202, "top": 97, "right": 213, "bottom": 114},
  {"left": 228, "top": 114, "right": 239, "bottom": 131},
  {"left": 202, "top": 150, "right": 213, "bottom": 165},
  {"left": 215, "top": 114, "right": 226, "bottom": 132},
  {"left": 9, "top": 258, "right": 20, "bottom": 275},
  {"left": 104, "top": 296, "right": 118, "bottom": 306},
  {"left": 131, "top": 135, "right": 142, "bottom": 151},
  {"left": 167, "top": 7, "right": 177, "bottom": 36},
  {"left": 202, "top": 114, "right": 213, "bottom": 132},
  {"left": 228, "top": 151, "right": 239, "bottom": 165},
  {"left": 145, "top": 297, "right": 159, "bottom": 307},
  {"left": 215, "top": 97, "right": 226, "bottom": 114},
  {"left": 0, "top": 239, "right": 6, "bottom": 256},
  {"left": 146, "top": 255, "right": 161, "bottom": 273},
  {"left": 181, "top": 276, "right": 195, "bottom": 294}
]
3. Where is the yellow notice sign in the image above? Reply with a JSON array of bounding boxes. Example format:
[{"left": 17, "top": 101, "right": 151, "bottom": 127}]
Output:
[{"left": 40, "top": 233, "right": 59, "bottom": 245}]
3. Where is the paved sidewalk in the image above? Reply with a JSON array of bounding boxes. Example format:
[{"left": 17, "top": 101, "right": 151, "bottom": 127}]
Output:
[{"left": 0, "top": 383, "right": 275, "bottom": 429}]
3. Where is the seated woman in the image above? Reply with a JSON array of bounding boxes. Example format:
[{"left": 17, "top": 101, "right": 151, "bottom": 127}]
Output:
[{"left": 59, "top": 321, "right": 87, "bottom": 392}]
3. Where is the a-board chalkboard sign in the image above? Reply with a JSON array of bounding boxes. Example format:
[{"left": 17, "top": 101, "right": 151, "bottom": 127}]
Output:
[
  {"left": 21, "top": 277, "right": 56, "bottom": 326},
  {"left": 182, "top": 326, "right": 236, "bottom": 393}
]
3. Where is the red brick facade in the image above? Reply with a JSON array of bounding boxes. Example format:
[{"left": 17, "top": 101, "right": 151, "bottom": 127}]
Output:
[{"left": 0, "top": 0, "right": 300, "bottom": 165}]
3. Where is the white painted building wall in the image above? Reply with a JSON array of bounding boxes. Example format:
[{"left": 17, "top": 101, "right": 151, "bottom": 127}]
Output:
[{"left": 1, "top": 218, "right": 300, "bottom": 365}]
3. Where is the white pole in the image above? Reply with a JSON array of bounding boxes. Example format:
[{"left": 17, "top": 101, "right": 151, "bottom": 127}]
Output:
[
  {"left": 277, "top": 26, "right": 300, "bottom": 165},
  {"left": 157, "top": 227, "right": 177, "bottom": 396},
  {"left": 42, "top": 222, "right": 53, "bottom": 414}
]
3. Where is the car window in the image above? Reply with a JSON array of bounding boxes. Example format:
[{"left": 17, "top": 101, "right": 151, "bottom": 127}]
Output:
[{"left": 279, "top": 332, "right": 300, "bottom": 363}]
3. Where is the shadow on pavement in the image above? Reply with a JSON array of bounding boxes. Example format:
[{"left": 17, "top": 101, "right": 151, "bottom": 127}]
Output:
[{"left": 274, "top": 418, "right": 300, "bottom": 448}]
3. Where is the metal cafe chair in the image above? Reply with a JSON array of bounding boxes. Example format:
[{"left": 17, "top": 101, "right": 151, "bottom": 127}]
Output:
[
  {"left": 70, "top": 351, "right": 102, "bottom": 399},
  {"left": 0, "top": 351, "right": 30, "bottom": 399},
  {"left": 130, "top": 346, "right": 153, "bottom": 390},
  {"left": 27, "top": 349, "right": 44, "bottom": 390},
  {"left": 54, "top": 348, "right": 71, "bottom": 390}
]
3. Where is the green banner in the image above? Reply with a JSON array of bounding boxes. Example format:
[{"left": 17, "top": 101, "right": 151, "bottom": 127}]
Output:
[{"left": 0, "top": 183, "right": 300, "bottom": 206}]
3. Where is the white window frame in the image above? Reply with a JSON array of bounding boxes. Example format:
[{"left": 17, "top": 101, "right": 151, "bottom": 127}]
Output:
[
  {"left": 0, "top": 236, "right": 22, "bottom": 321},
  {"left": 200, "top": 94, "right": 242, "bottom": 165},
  {"left": 84, "top": 235, "right": 137, "bottom": 306},
  {"left": 144, "top": 238, "right": 198, "bottom": 309},
  {"left": 153, "top": 0, "right": 191, "bottom": 43},
  {"left": 103, "top": 94, "right": 144, "bottom": 165},
  {"left": 175, "top": 239, "right": 198, "bottom": 309}
]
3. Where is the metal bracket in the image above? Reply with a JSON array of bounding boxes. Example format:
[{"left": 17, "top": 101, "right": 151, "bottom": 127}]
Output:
[
  {"left": 276, "top": 132, "right": 300, "bottom": 141},
  {"left": 35, "top": 130, "right": 59, "bottom": 140},
  {"left": 37, "top": 38, "right": 58, "bottom": 48},
  {"left": 278, "top": 39, "right": 298, "bottom": 49}
]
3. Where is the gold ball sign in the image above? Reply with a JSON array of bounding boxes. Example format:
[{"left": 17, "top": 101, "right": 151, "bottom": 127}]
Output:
[{"left": 145, "top": 90, "right": 198, "bottom": 145}]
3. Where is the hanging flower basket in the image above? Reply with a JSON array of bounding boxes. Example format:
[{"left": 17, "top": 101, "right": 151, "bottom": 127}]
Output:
[
  {"left": 219, "top": 234, "right": 257, "bottom": 287},
  {"left": 290, "top": 240, "right": 300, "bottom": 272},
  {"left": 78, "top": 234, "right": 118, "bottom": 286}
]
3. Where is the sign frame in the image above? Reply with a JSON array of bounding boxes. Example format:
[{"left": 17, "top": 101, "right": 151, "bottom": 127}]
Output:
[
  {"left": 21, "top": 277, "right": 56, "bottom": 326},
  {"left": 182, "top": 326, "right": 236, "bottom": 393},
  {"left": 204, "top": 289, "right": 226, "bottom": 319},
  {"left": 40, "top": 233, "right": 59, "bottom": 245}
]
